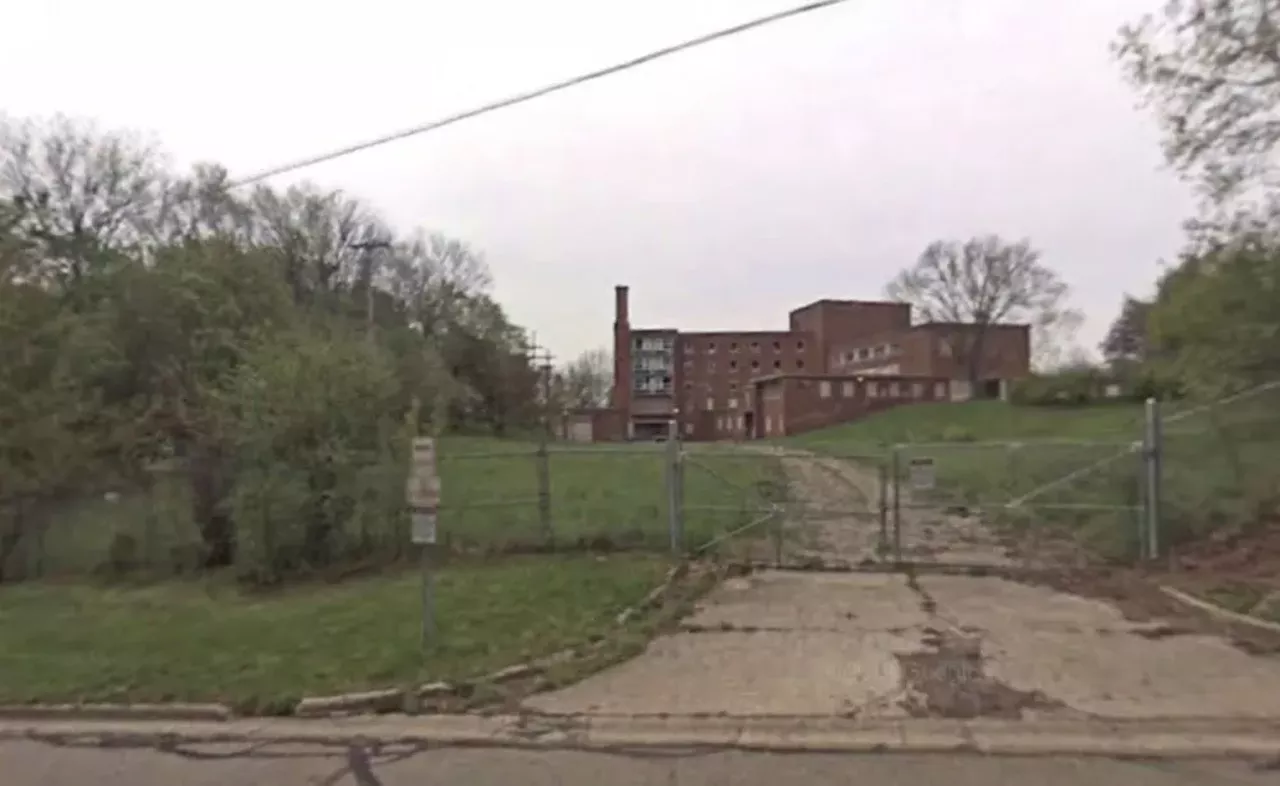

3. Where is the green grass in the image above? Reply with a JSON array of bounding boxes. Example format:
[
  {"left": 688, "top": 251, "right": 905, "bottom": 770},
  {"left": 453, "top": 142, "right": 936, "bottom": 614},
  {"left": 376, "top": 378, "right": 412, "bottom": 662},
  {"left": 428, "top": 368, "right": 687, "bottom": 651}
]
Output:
[
  {"left": 782, "top": 396, "right": 1280, "bottom": 562},
  {"left": 438, "top": 437, "right": 785, "bottom": 553},
  {"left": 0, "top": 553, "right": 672, "bottom": 712},
  {"left": 6, "top": 436, "right": 783, "bottom": 579}
]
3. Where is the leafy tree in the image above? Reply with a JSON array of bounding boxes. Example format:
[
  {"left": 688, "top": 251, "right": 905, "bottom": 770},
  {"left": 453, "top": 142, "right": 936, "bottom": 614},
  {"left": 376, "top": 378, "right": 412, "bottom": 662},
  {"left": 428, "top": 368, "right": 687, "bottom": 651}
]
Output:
[
  {"left": 885, "top": 235, "right": 1078, "bottom": 386},
  {"left": 1101, "top": 295, "right": 1152, "bottom": 366},
  {"left": 1115, "top": 0, "right": 1280, "bottom": 201},
  {"left": 1147, "top": 219, "right": 1280, "bottom": 394}
]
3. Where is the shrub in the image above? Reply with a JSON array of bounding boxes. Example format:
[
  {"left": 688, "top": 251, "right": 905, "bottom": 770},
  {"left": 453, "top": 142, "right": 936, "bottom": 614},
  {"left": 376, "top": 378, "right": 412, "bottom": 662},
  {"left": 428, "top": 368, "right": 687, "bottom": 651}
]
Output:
[{"left": 214, "top": 323, "right": 413, "bottom": 586}]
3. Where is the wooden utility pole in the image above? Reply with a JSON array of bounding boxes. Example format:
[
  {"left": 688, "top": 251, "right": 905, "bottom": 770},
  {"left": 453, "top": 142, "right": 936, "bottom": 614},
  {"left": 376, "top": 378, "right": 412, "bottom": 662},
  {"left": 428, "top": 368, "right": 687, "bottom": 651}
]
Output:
[{"left": 351, "top": 240, "right": 392, "bottom": 343}]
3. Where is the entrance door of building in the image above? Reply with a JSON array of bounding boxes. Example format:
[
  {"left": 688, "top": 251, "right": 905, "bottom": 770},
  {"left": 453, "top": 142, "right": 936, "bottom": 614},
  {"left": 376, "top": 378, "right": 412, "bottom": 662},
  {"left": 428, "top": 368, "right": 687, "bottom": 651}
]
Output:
[{"left": 742, "top": 412, "right": 755, "bottom": 439}]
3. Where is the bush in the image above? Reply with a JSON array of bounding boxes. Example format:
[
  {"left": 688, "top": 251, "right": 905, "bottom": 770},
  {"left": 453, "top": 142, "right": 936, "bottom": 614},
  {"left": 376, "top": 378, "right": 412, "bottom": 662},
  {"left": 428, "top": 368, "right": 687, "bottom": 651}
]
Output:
[
  {"left": 214, "top": 324, "right": 413, "bottom": 586},
  {"left": 1010, "top": 367, "right": 1107, "bottom": 406}
]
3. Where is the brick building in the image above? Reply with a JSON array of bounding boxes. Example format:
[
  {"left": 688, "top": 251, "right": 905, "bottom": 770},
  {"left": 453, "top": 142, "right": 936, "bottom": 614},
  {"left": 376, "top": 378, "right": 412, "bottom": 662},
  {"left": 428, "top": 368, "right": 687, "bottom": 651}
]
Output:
[{"left": 568, "top": 285, "right": 1030, "bottom": 441}]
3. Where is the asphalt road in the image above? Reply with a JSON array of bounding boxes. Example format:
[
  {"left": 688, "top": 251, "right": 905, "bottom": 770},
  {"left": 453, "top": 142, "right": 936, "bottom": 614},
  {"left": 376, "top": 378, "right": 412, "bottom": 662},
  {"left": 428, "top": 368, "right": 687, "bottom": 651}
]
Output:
[{"left": 6, "top": 740, "right": 1277, "bottom": 786}]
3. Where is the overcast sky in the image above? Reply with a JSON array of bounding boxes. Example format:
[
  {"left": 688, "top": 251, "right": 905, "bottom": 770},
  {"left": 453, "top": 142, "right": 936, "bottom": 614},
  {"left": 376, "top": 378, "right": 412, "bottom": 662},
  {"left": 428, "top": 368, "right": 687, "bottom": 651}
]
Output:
[{"left": 4, "top": 0, "right": 1194, "bottom": 362}]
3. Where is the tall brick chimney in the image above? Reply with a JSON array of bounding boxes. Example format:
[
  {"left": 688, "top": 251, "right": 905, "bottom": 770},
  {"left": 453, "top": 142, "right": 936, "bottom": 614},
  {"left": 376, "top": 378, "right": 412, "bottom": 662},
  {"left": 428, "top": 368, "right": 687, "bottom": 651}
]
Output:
[{"left": 612, "top": 285, "right": 631, "bottom": 412}]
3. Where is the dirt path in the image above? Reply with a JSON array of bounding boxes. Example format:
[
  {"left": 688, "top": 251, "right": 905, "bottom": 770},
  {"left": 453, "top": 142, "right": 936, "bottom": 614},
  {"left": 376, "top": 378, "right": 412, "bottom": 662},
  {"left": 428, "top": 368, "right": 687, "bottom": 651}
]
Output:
[{"left": 772, "top": 449, "right": 1014, "bottom": 567}]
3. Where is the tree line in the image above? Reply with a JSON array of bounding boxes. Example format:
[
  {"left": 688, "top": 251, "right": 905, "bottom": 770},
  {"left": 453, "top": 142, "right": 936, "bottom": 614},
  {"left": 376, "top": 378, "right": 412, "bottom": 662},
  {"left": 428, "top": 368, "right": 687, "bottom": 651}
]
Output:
[{"left": 0, "top": 114, "right": 606, "bottom": 583}]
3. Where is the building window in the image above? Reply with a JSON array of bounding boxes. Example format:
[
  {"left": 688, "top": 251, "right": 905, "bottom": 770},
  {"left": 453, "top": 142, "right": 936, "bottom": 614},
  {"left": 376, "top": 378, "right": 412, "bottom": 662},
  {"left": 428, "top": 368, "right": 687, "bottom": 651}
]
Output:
[
  {"left": 738, "top": 415, "right": 745, "bottom": 430},
  {"left": 765, "top": 415, "right": 773, "bottom": 434},
  {"left": 750, "top": 341, "right": 760, "bottom": 353},
  {"left": 841, "top": 381, "right": 855, "bottom": 397},
  {"left": 705, "top": 397, "right": 715, "bottom": 410},
  {"left": 708, "top": 342, "right": 717, "bottom": 354},
  {"left": 729, "top": 360, "right": 738, "bottom": 371},
  {"left": 772, "top": 341, "right": 782, "bottom": 352},
  {"left": 728, "top": 398, "right": 739, "bottom": 410},
  {"left": 683, "top": 381, "right": 692, "bottom": 389},
  {"left": 729, "top": 382, "right": 738, "bottom": 392},
  {"left": 796, "top": 340, "right": 806, "bottom": 351},
  {"left": 796, "top": 360, "right": 805, "bottom": 370},
  {"left": 911, "top": 382, "right": 924, "bottom": 399},
  {"left": 684, "top": 422, "right": 694, "bottom": 436},
  {"left": 845, "top": 351, "right": 855, "bottom": 362},
  {"left": 819, "top": 381, "right": 832, "bottom": 399},
  {"left": 773, "top": 359, "right": 782, "bottom": 369},
  {"left": 934, "top": 382, "right": 948, "bottom": 399},
  {"left": 751, "top": 360, "right": 760, "bottom": 370},
  {"left": 868, "top": 383, "right": 879, "bottom": 399},
  {"left": 683, "top": 360, "right": 692, "bottom": 370},
  {"left": 888, "top": 381, "right": 901, "bottom": 397},
  {"left": 729, "top": 341, "right": 739, "bottom": 353}
]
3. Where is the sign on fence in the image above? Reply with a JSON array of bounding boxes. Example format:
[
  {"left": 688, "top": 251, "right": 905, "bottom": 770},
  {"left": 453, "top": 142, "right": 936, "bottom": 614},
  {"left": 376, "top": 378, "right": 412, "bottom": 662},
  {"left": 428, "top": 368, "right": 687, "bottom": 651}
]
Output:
[
  {"left": 908, "top": 456, "right": 935, "bottom": 491},
  {"left": 407, "top": 437, "right": 440, "bottom": 545}
]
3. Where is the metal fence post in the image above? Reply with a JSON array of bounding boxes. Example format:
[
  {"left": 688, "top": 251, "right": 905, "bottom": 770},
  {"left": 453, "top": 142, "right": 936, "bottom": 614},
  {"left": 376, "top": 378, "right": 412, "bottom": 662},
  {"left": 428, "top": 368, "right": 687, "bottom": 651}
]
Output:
[
  {"left": 665, "top": 419, "right": 684, "bottom": 554},
  {"left": 890, "top": 446, "right": 902, "bottom": 562},
  {"left": 535, "top": 438, "right": 552, "bottom": 543},
  {"left": 877, "top": 460, "right": 889, "bottom": 557},
  {"left": 1143, "top": 397, "right": 1163, "bottom": 561}
]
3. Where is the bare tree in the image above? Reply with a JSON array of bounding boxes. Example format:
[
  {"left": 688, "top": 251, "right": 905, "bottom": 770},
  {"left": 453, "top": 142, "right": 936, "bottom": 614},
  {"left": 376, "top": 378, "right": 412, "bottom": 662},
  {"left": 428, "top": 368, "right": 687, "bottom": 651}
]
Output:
[
  {"left": 885, "top": 235, "right": 1077, "bottom": 384},
  {"left": 247, "top": 182, "right": 389, "bottom": 303},
  {"left": 1115, "top": 0, "right": 1280, "bottom": 202},
  {"left": 0, "top": 114, "right": 167, "bottom": 282},
  {"left": 557, "top": 348, "right": 613, "bottom": 409}
]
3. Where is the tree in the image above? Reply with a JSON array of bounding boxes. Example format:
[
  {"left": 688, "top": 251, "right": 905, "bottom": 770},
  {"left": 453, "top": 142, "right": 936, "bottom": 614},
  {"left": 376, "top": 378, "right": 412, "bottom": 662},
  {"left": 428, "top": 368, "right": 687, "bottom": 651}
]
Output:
[
  {"left": 1101, "top": 295, "right": 1152, "bottom": 366},
  {"left": 556, "top": 348, "right": 613, "bottom": 409},
  {"left": 884, "top": 235, "right": 1077, "bottom": 385},
  {"left": 1115, "top": 0, "right": 1280, "bottom": 201},
  {"left": 1147, "top": 213, "right": 1280, "bottom": 394},
  {"left": 0, "top": 114, "right": 167, "bottom": 285}
]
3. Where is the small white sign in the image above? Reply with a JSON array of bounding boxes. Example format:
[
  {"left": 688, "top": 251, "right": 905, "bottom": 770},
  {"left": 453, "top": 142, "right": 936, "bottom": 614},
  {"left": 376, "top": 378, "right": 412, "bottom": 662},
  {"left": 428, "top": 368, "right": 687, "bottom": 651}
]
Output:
[
  {"left": 407, "top": 437, "right": 440, "bottom": 544},
  {"left": 908, "top": 456, "right": 935, "bottom": 491},
  {"left": 411, "top": 511, "right": 437, "bottom": 545}
]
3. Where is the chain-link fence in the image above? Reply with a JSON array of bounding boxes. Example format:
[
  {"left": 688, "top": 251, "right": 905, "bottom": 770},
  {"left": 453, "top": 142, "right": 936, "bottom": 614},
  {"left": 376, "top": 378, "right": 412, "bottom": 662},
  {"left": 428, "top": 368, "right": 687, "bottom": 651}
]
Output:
[
  {"left": 1159, "top": 381, "right": 1280, "bottom": 554},
  {"left": 6, "top": 383, "right": 1276, "bottom": 582}
]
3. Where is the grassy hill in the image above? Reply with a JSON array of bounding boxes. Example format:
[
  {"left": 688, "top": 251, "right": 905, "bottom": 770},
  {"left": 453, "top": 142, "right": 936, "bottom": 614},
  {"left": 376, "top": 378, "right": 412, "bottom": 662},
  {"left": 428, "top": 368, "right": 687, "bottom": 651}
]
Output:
[{"left": 782, "top": 393, "right": 1280, "bottom": 562}]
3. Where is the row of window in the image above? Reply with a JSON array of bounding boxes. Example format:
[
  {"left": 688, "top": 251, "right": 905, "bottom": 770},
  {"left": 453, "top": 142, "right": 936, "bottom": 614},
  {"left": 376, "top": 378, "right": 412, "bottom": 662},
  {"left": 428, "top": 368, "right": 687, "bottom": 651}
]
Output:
[
  {"left": 685, "top": 339, "right": 804, "bottom": 355},
  {"left": 841, "top": 343, "right": 899, "bottom": 363},
  {"left": 684, "top": 358, "right": 804, "bottom": 374},
  {"left": 815, "top": 379, "right": 947, "bottom": 400}
]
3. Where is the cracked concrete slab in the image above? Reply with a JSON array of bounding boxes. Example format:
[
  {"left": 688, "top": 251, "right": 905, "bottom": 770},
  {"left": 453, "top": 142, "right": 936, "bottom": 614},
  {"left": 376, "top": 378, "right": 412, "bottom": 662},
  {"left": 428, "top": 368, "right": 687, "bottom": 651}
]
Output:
[
  {"left": 525, "top": 571, "right": 920, "bottom": 716},
  {"left": 529, "top": 452, "right": 1280, "bottom": 723},
  {"left": 921, "top": 574, "right": 1280, "bottom": 719}
]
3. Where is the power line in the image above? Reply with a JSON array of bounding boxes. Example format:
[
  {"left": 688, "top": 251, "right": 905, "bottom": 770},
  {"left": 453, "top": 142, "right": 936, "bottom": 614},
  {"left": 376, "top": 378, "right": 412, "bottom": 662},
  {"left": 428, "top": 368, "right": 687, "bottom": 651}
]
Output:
[{"left": 228, "top": 0, "right": 855, "bottom": 188}]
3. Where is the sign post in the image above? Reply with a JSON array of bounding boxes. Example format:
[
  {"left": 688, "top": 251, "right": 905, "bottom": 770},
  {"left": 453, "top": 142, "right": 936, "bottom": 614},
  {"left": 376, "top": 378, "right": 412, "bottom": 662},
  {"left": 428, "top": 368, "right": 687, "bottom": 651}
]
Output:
[{"left": 407, "top": 436, "right": 440, "bottom": 651}]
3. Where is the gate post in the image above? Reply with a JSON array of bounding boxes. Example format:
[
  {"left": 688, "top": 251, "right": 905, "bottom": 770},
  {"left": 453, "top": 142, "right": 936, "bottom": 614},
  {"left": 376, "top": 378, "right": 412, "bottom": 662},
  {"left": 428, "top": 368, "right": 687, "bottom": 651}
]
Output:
[
  {"left": 877, "top": 460, "right": 889, "bottom": 557},
  {"left": 1142, "top": 397, "right": 1163, "bottom": 561},
  {"left": 890, "top": 446, "right": 902, "bottom": 562},
  {"left": 665, "top": 419, "right": 684, "bottom": 555}
]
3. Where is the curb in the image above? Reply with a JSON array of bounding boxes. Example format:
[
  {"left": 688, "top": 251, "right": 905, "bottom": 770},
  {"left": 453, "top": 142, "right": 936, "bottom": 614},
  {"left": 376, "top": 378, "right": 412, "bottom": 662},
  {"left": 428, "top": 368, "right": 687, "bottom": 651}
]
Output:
[
  {"left": 0, "top": 561, "right": 712, "bottom": 725},
  {"left": 0, "top": 704, "right": 232, "bottom": 723},
  {"left": 3, "top": 715, "right": 1278, "bottom": 761},
  {"left": 295, "top": 560, "right": 700, "bottom": 718},
  {"left": 1160, "top": 586, "right": 1280, "bottom": 634}
]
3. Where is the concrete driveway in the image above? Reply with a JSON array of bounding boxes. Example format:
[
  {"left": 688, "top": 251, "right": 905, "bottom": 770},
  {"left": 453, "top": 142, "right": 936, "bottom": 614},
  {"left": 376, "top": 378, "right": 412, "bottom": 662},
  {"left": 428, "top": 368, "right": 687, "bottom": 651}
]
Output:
[{"left": 527, "top": 452, "right": 1280, "bottom": 721}]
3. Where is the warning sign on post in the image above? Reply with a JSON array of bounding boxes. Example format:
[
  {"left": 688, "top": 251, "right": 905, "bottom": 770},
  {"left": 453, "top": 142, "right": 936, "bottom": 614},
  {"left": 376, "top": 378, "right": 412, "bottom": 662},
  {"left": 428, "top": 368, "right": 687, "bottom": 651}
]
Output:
[
  {"left": 908, "top": 456, "right": 935, "bottom": 492},
  {"left": 407, "top": 437, "right": 440, "bottom": 544}
]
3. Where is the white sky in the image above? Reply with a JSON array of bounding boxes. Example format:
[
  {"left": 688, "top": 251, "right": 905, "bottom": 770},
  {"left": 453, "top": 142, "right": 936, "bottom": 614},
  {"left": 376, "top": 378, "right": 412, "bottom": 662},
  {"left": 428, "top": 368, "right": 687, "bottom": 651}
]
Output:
[{"left": 3, "top": 0, "right": 1194, "bottom": 362}]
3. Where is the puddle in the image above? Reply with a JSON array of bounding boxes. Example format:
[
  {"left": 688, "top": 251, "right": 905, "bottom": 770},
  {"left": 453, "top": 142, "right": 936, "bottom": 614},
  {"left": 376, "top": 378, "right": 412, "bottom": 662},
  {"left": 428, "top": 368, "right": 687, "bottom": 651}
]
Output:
[{"left": 895, "top": 627, "right": 1064, "bottom": 719}]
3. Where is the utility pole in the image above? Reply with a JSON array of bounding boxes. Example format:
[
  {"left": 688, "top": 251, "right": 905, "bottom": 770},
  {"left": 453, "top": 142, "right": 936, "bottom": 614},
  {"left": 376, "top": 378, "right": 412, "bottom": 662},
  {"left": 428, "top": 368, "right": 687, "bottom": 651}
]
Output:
[
  {"left": 351, "top": 240, "right": 392, "bottom": 343},
  {"left": 526, "top": 333, "right": 556, "bottom": 541}
]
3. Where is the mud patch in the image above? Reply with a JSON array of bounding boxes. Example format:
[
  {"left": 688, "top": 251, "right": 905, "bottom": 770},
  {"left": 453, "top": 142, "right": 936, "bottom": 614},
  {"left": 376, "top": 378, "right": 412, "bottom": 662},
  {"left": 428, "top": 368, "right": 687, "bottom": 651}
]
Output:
[{"left": 895, "top": 627, "right": 1064, "bottom": 719}]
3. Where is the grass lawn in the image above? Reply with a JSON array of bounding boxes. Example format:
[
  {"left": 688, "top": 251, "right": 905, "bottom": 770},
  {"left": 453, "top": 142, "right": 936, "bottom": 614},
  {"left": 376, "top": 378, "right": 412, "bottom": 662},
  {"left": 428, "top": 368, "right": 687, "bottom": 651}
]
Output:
[
  {"left": 438, "top": 437, "right": 784, "bottom": 554},
  {"left": 10, "top": 436, "right": 783, "bottom": 579},
  {"left": 0, "top": 553, "right": 672, "bottom": 713},
  {"left": 783, "top": 396, "right": 1280, "bottom": 560}
]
